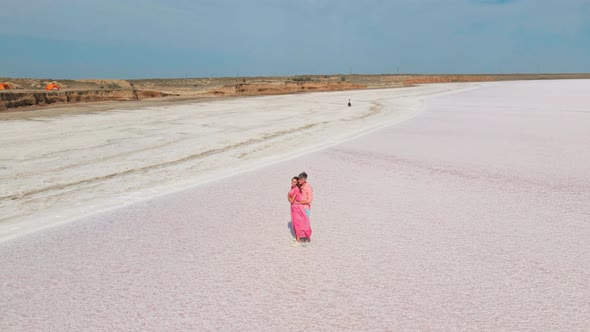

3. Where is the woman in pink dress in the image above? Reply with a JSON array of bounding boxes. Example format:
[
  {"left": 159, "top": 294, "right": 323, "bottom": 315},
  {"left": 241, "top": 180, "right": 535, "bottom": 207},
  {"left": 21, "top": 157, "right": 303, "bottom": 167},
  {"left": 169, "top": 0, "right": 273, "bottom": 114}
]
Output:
[{"left": 288, "top": 176, "right": 311, "bottom": 245}]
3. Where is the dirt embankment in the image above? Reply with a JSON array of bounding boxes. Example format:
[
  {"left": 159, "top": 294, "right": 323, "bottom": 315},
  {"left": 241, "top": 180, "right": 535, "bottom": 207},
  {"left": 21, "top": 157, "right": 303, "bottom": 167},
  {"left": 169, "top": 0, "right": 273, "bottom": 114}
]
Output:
[
  {"left": 208, "top": 81, "right": 364, "bottom": 96},
  {"left": 3, "top": 73, "right": 590, "bottom": 112},
  {"left": 0, "top": 90, "right": 170, "bottom": 111}
]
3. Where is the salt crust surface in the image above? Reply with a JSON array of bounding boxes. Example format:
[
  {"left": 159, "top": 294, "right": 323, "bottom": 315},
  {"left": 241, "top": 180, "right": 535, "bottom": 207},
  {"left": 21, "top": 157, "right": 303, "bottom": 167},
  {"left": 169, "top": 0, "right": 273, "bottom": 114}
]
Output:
[{"left": 1, "top": 80, "right": 589, "bottom": 330}]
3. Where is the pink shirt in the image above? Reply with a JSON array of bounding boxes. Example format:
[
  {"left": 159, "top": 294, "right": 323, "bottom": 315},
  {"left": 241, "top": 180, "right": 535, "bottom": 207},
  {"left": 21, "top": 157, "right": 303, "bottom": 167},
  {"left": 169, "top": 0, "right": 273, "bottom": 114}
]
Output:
[{"left": 301, "top": 183, "right": 313, "bottom": 209}]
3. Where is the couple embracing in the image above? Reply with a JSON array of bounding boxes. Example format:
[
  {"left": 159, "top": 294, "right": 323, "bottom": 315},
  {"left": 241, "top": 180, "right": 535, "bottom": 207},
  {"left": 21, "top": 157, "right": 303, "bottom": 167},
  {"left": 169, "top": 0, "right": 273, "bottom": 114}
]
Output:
[{"left": 288, "top": 172, "right": 313, "bottom": 246}]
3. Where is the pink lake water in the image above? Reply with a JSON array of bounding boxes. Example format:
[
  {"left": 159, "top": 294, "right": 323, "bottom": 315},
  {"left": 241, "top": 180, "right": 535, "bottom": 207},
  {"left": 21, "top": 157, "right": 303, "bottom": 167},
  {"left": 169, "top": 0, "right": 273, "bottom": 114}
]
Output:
[{"left": 1, "top": 80, "right": 589, "bottom": 330}]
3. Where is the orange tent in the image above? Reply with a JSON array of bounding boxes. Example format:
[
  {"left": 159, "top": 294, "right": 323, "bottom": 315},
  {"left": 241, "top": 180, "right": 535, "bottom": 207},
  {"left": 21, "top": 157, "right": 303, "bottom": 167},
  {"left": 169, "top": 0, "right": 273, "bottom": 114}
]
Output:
[
  {"left": 0, "top": 83, "right": 10, "bottom": 90},
  {"left": 45, "top": 83, "right": 60, "bottom": 91}
]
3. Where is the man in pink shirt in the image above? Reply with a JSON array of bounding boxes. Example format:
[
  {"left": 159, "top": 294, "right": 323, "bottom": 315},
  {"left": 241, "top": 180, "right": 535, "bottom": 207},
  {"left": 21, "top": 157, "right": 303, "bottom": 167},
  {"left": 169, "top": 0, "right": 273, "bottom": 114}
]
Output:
[{"left": 297, "top": 172, "right": 313, "bottom": 244}]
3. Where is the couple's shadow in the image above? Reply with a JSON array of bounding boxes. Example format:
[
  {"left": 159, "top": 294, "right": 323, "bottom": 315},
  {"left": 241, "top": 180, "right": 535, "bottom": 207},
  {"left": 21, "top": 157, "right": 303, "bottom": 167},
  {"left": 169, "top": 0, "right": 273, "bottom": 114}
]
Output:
[{"left": 287, "top": 221, "right": 295, "bottom": 238}]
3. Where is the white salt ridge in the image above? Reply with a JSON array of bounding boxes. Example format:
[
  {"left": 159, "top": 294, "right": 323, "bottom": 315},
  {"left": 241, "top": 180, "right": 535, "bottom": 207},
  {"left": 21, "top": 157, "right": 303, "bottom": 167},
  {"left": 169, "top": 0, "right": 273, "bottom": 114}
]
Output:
[{"left": 1, "top": 80, "right": 589, "bottom": 330}]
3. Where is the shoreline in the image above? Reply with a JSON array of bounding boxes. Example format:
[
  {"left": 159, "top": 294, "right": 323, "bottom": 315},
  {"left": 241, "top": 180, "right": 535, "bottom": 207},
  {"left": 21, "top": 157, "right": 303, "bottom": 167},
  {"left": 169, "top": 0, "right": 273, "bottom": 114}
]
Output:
[
  {"left": 3, "top": 73, "right": 590, "bottom": 114},
  {"left": 0, "top": 87, "right": 397, "bottom": 120}
]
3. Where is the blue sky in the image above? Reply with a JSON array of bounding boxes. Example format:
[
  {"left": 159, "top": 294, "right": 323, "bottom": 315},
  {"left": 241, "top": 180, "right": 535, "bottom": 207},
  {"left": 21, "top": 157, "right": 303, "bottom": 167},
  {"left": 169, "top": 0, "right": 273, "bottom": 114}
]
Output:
[{"left": 1, "top": 0, "right": 589, "bottom": 78}]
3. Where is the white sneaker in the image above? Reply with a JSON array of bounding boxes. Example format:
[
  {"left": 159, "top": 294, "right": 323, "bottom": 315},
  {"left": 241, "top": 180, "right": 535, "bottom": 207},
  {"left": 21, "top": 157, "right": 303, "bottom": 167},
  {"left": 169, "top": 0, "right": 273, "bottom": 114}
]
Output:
[{"left": 289, "top": 239, "right": 301, "bottom": 247}]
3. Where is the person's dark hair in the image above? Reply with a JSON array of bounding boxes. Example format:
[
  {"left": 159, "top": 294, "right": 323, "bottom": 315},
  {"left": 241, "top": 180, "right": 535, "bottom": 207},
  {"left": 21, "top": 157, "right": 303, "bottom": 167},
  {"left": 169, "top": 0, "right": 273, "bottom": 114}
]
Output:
[
  {"left": 299, "top": 172, "right": 308, "bottom": 179},
  {"left": 292, "top": 176, "right": 302, "bottom": 192}
]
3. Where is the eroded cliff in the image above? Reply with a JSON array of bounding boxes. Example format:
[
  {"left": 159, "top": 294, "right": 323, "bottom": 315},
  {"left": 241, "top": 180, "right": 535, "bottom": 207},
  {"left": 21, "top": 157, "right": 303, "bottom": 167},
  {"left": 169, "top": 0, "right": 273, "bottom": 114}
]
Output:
[{"left": 0, "top": 90, "right": 168, "bottom": 111}]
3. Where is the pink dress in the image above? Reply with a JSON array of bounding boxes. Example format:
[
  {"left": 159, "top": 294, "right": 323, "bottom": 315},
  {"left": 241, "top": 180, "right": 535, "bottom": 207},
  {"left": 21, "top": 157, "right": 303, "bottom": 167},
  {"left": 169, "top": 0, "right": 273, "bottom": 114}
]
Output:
[{"left": 289, "top": 187, "right": 312, "bottom": 240}]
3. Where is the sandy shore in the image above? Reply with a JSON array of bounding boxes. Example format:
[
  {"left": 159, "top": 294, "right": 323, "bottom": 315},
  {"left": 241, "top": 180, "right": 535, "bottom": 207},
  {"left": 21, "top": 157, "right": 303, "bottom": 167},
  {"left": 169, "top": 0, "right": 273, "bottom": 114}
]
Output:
[
  {"left": 0, "top": 84, "right": 469, "bottom": 241},
  {"left": 1, "top": 80, "right": 589, "bottom": 330}
]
